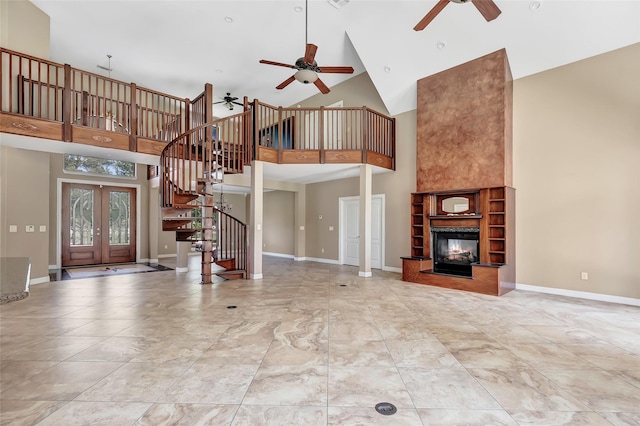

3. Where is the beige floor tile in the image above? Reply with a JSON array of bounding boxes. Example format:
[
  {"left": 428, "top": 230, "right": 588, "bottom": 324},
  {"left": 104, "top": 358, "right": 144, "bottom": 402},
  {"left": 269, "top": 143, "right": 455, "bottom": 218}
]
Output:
[
  {"left": 0, "top": 360, "right": 58, "bottom": 391},
  {"left": 196, "top": 338, "right": 271, "bottom": 366},
  {"left": 261, "top": 338, "right": 328, "bottom": 366},
  {"left": 0, "top": 400, "right": 68, "bottom": 425},
  {"left": 469, "top": 368, "right": 589, "bottom": 411},
  {"left": 328, "top": 340, "right": 395, "bottom": 367},
  {"left": 400, "top": 367, "right": 501, "bottom": 409},
  {"left": 135, "top": 403, "right": 238, "bottom": 425},
  {"left": 75, "top": 362, "right": 189, "bottom": 403},
  {"left": 233, "top": 405, "right": 327, "bottom": 426},
  {"left": 328, "top": 366, "right": 414, "bottom": 408},
  {"left": 158, "top": 363, "right": 257, "bottom": 404},
  {"left": 507, "top": 410, "right": 612, "bottom": 425},
  {"left": 328, "top": 406, "right": 423, "bottom": 425},
  {"left": 417, "top": 408, "right": 518, "bottom": 425},
  {"left": 35, "top": 401, "right": 152, "bottom": 426},
  {"left": 0, "top": 361, "right": 123, "bottom": 401},
  {"left": 243, "top": 365, "right": 327, "bottom": 406},
  {"left": 386, "top": 339, "right": 462, "bottom": 368},
  {"left": 598, "top": 411, "right": 640, "bottom": 426},
  {"left": 67, "top": 336, "right": 161, "bottom": 362},
  {"left": 537, "top": 369, "right": 640, "bottom": 412}
]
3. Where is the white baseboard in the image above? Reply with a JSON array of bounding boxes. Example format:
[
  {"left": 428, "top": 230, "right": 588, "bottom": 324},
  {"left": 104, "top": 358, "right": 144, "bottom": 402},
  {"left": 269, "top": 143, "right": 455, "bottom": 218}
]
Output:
[
  {"left": 294, "top": 257, "right": 306, "bottom": 261},
  {"left": 30, "top": 276, "right": 50, "bottom": 285},
  {"left": 516, "top": 283, "right": 640, "bottom": 307},
  {"left": 250, "top": 273, "right": 264, "bottom": 279},
  {"left": 148, "top": 258, "right": 159, "bottom": 264},
  {"left": 158, "top": 254, "right": 177, "bottom": 259},
  {"left": 359, "top": 271, "right": 373, "bottom": 277},
  {"left": 383, "top": 266, "right": 402, "bottom": 273},
  {"left": 49, "top": 264, "right": 58, "bottom": 270},
  {"left": 263, "top": 252, "right": 294, "bottom": 259},
  {"left": 303, "top": 257, "right": 341, "bottom": 265},
  {"left": 175, "top": 267, "right": 189, "bottom": 273}
]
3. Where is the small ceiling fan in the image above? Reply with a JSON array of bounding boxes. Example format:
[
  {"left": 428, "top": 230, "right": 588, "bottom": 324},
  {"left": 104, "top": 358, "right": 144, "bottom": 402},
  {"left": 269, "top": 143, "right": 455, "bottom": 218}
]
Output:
[
  {"left": 259, "top": 0, "right": 354, "bottom": 94},
  {"left": 214, "top": 92, "right": 243, "bottom": 110},
  {"left": 414, "top": 0, "right": 502, "bottom": 31}
]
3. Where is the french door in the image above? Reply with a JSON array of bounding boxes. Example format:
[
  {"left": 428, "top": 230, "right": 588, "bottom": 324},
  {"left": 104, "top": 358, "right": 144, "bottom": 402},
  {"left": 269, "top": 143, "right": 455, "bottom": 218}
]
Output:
[{"left": 62, "top": 183, "right": 136, "bottom": 266}]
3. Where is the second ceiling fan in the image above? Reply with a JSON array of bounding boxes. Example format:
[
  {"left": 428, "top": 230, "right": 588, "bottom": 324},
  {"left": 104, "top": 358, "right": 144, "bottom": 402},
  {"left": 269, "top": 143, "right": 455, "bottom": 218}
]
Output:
[
  {"left": 259, "top": 0, "right": 354, "bottom": 94},
  {"left": 414, "top": 0, "right": 502, "bottom": 31}
]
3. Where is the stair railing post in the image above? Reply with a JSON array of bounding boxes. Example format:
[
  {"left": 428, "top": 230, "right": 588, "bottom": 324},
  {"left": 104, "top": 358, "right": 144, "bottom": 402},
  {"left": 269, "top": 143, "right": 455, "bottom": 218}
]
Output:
[
  {"left": 361, "top": 106, "right": 368, "bottom": 164},
  {"left": 129, "top": 82, "right": 137, "bottom": 152},
  {"left": 62, "top": 64, "right": 72, "bottom": 141},
  {"left": 278, "top": 106, "right": 283, "bottom": 163},
  {"left": 319, "top": 106, "right": 325, "bottom": 163}
]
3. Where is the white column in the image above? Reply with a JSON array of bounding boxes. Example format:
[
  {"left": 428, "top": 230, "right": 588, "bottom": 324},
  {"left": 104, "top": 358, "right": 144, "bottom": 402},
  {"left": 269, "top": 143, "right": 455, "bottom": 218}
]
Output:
[
  {"left": 294, "top": 187, "right": 306, "bottom": 261},
  {"left": 250, "top": 160, "right": 264, "bottom": 279},
  {"left": 359, "top": 164, "right": 372, "bottom": 277},
  {"left": 148, "top": 177, "right": 159, "bottom": 264},
  {"left": 176, "top": 241, "right": 190, "bottom": 273}
]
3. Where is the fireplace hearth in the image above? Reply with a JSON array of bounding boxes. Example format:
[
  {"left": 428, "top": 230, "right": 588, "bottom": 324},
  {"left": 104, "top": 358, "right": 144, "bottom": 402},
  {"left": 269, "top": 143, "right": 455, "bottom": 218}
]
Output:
[{"left": 432, "top": 228, "right": 479, "bottom": 277}]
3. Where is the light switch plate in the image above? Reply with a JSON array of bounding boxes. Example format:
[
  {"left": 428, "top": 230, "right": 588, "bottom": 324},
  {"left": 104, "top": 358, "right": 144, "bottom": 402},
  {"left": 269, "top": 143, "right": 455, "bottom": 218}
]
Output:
[
  {"left": 329, "top": 226, "right": 334, "bottom": 231},
  {"left": 299, "top": 225, "right": 305, "bottom": 231},
  {"left": 9, "top": 225, "right": 17, "bottom": 233},
  {"left": 26, "top": 225, "right": 35, "bottom": 233},
  {"left": 39, "top": 225, "right": 47, "bottom": 232}
]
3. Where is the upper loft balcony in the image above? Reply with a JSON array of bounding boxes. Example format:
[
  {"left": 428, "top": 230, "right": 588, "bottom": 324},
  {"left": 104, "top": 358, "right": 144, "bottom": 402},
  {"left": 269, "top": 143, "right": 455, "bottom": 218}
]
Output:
[{"left": 0, "top": 47, "right": 395, "bottom": 174}]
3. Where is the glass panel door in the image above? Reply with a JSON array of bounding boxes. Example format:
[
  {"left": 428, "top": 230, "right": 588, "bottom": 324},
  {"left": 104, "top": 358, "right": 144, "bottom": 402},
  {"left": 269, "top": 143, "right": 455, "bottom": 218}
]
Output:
[{"left": 62, "top": 183, "right": 136, "bottom": 266}]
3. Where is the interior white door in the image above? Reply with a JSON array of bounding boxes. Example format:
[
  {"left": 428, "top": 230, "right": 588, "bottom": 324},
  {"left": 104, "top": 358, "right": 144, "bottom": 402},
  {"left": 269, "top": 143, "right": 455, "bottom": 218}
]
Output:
[
  {"left": 344, "top": 199, "right": 360, "bottom": 267},
  {"left": 341, "top": 196, "right": 383, "bottom": 269}
]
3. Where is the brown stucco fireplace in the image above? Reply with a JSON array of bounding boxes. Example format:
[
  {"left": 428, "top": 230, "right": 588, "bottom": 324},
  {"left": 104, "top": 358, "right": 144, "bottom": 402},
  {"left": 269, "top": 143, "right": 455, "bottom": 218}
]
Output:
[{"left": 402, "top": 49, "right": 515, "bottom": 296}]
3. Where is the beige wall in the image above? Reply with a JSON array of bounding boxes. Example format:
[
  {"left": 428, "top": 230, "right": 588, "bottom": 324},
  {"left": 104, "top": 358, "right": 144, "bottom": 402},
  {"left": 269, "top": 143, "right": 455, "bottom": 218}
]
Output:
[
  {"left": 0, "top": 0, "right": 50, "bottom": 59},
  {"left": 48, "top": 153, "right": 151, "bottom": 266},
  {"left": 1, "top": 147, "right": 51, "bottom": 279},
  {"left": 263, "top": 191, "right": 294, "bottom": 255},
  {"left": 513, "top": 43, "right": 640, "bottom": 299},
  {"left": 298, "top": 73, "right": 416, "bottom": 269}
]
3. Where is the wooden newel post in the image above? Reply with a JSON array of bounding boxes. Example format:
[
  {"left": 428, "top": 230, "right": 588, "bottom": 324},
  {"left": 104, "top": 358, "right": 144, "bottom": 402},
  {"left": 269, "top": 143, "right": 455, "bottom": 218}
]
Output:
[{"left": 62, "top": 64, "right": 72, "bottom": 141}]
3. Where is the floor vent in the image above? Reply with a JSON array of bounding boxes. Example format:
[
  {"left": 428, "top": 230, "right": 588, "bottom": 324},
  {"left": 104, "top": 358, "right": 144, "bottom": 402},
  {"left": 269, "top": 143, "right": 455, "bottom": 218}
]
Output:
[{"left": 375, "top": 402, "right": 397, "bottom": 415}]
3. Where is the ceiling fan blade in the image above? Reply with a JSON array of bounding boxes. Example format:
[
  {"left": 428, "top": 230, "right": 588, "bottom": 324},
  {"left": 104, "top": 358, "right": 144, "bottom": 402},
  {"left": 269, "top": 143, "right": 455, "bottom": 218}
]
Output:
[
  {"left": 318, "top": 66, "right": 354, "bottom": 74},
  {"left": 304, "top": 44, "right": 318, "bottom": 64},
  {"left": 231, "top": 101, "right": 244, "bottom": 106},
  {"left": 260, "top": 59, "right": 296, "bottom": 69},
  {"left": 213, "top": 100, "right": 225, "bottom": 104},
  {"left": 276, "top": 75, "right": 296, "bottom": 90},
  {"left": 471, "top": 0, "right": 501, "bottom": 22},
  {"left": 414, "top": 0, "right": 449, "bottom": 31},
  {"left": 313, "top": 78, "right": 330, "bottom": 94}
]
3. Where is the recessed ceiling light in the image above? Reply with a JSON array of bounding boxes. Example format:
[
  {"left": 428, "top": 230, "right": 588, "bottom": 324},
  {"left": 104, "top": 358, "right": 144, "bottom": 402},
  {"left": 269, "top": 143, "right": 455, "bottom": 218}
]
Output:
[
  {"left": 224, "top": 16, "right": 233, "bottom": 23},
  {"left": 436, "top": 40, "right": 446, "bottom": 49},
  {"left": 529, "top": 1, "right": 541, "bottom": 11},
  {"left": 384, "top": 65, "right": 392, "bottom": 73},
  {"left": 215, "top": 69, "right": 223, "bottom": 73},
  {"left": 294, "top": 6, "right": 303, "bottom": 12}
]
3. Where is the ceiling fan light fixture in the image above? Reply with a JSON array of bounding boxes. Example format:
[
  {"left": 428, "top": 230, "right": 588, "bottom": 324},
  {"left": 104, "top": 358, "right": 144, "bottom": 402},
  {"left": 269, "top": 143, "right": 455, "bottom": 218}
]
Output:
[
  {"left": 294, "top": 69, "right": 318, "bottom": 84},
  {"left": 529, "top": 1, "right": 541, "bottom": 11}
]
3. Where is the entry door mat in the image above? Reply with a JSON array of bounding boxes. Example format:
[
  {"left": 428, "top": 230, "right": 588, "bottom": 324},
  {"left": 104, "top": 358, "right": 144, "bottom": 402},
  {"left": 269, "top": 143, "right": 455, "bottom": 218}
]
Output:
[{"left": 60, "top": 263, "right": 172, "bottom": 280}]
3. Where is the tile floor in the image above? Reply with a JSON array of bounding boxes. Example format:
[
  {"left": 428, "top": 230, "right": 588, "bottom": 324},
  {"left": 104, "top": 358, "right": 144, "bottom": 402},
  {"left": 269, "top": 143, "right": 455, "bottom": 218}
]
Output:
[{"left": 1, "top": 256, "right": 639, "bottom": 425}]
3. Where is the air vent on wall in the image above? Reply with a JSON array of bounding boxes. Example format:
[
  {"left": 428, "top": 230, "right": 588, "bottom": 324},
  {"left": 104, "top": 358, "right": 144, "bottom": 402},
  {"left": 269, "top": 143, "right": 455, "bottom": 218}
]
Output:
[{"left": 328, "top": 0, "right": 349, "bottom": 9}]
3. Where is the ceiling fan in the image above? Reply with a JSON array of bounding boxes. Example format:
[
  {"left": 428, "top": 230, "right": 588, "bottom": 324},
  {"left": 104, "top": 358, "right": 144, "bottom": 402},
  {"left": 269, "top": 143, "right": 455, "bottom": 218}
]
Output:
[
  {"left": 259, "top": 0, "right": 354, "bottom": 94},
  {"left": 214, "top": 92, "right": 243, "bottom": 110},
  {"left": 414, "top": 0, "right": 502, "bottom": 31}
]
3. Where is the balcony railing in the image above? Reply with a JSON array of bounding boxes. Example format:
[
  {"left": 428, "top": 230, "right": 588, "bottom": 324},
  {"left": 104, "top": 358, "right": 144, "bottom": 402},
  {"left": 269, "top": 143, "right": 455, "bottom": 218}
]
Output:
[{"left": 1, "top": 47, "right": 395, "bottom": 171}]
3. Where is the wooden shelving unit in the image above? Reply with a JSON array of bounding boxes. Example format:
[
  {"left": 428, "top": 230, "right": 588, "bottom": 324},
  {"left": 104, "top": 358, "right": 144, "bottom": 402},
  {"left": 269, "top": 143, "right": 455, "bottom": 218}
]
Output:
[
  {"left": 410, "top": 193, "right": 427, "bottom": 258},
  {"left": 487, "top": 187, "right": 506, "bottom": 264}
]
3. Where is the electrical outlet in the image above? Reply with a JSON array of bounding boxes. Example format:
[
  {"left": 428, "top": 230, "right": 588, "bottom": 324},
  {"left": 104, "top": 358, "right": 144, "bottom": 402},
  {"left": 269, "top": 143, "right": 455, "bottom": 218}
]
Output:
[
  {"left": 164, "top": 245, "right": 168, "bottom": 249},
  {"left": 581, "top": 272, "right": 588, "bottom": 280},
  {"left": 329, "top": 226, "right": 334, "bottom": 231},
  {"left": 321, "top": 248, "right": 324, "bottom": 253}
]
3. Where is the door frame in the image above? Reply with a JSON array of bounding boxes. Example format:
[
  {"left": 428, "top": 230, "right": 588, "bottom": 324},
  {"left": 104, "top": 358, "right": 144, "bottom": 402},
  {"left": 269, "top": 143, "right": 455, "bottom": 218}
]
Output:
[
  {"left": 56, "top": 178, "right": 141, "bottom": 268},
  {"left": 338, "top": 194, "right": 385, "bottom": 270}
]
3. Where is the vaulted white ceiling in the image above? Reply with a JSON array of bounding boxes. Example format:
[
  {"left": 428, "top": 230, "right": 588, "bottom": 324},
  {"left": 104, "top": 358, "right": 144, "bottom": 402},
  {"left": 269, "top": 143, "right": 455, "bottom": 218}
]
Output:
[{"left": 31, "top": 0, "right": 640, "bottom": 119}]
